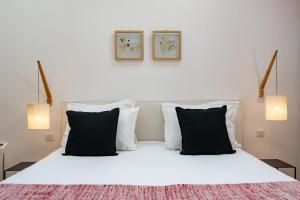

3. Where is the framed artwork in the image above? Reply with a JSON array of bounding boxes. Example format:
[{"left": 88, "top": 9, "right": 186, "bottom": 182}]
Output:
[
  {"left": 152, "top": 30, "right": 181, "bottom": 60},
  {"left": 115, "top": 30, "right": 144, "bottom": 60}
]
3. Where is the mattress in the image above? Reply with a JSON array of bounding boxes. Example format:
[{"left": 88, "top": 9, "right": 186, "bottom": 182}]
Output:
[{"left": 2, "top": 141, "right": 293, "bottom": 186}]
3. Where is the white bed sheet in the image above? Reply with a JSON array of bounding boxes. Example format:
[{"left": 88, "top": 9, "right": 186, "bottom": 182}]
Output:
[{"left": 2, "top": 141, "right": 294, "bottom": 186}]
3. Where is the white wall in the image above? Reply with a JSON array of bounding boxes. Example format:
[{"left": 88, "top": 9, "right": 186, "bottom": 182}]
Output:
[{"left": 0, "top": 0, "right": 299, "bottom": 179}]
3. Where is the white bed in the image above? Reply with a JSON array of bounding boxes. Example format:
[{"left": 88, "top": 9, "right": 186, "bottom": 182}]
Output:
[
  {"left": 2, "top": 141, "right": 293, "bottom": 186},
  {"left": 2, "top": 100, "right": 295, "bottom": 186}
]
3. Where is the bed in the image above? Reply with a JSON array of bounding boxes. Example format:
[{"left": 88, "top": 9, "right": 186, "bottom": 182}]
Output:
[
  {"left": 2, "top": 141, "right": 294, "bottom": 185},
  {"left": 0, "top": 100, "right": 299, "bottom": 199}
]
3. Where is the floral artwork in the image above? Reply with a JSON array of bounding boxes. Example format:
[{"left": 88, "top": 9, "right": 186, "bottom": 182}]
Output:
[
  {"left": 115, "top": 31, "right": 144, "bottom": 60},
  {"left": 153, "top": 31, "right": 181, "bottom": 60}
]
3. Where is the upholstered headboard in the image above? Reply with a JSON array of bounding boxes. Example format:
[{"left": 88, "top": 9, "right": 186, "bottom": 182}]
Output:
[{"left": 61, "top": 99, "right": 243, "bottom": 146}]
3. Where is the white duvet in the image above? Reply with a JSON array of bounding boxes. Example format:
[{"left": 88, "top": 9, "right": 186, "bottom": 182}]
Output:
[{"left": 2, "top": 141, "right": 293, "bottom": 186}]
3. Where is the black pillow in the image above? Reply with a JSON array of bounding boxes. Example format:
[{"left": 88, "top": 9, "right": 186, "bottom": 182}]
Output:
[
  {"left": 64, "top": 108, "right": 119, "bottom": 156},
  {"left": 176, "top": 105, "right": 236, "bottom": 155}
]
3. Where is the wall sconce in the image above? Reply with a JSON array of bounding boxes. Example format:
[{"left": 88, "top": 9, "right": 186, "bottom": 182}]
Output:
[
  {"left": 265, "top": 96, "right": 287, "bottom": 121},
  {"left": 259, "top": 50, "right": 287, "bottom": 121},
  {"left": 27, "top": 104, "right": 50, "bottom": 129},
  {"left": 27, "top": 60, "right": 53, "bottom": 130}
]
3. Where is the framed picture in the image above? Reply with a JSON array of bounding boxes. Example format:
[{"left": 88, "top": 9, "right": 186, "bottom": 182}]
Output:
[
  {"left": 152, "top": 30, "right": 181, "bottom": 60},
  {"left": 115, "top": 30, "right": 144, "bottom": 60}
]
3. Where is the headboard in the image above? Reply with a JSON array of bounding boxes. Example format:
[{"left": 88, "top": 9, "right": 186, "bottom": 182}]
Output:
[{"left": 61, "top": 99, "right": 243, "bottom": 146}]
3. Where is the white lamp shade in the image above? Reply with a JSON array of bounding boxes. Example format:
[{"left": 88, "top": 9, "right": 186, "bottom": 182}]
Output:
[
  {"left": 265, "top": 96, "right": 288, "bottom": 121},
  {"left": 27, "top": 104, "right": 50, "bottom": 129}
]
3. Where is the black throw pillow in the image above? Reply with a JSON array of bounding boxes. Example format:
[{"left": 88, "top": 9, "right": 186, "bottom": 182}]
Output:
[
  {"left": 176, "top": 105, "right": 236, "bottom": 155},
  {"left": 64, "top": 108, "right": 119, "bottom": 156}
]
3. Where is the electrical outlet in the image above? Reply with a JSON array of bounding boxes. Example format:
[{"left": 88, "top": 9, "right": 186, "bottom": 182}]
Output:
[
  {"left": 256, "top": 129, "right": 265, "bottom": 138},
  {"left": 45, "top": 134, "right": 54, "bottom": 142}
]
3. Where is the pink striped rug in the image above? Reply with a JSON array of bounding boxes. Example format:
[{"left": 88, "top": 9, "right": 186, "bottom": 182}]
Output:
[{"left": 0, "top": 181, "right": 299, "bottom": 200}]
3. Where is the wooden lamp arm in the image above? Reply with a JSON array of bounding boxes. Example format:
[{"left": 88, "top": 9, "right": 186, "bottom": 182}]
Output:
[
  {"left": 37, "top": 60, "right": 53, "bottom": 105},
  {"left": 259, "top": 49, "right": 278, "bottom": 97}
]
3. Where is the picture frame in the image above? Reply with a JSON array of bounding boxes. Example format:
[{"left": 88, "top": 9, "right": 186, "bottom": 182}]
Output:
[
  {"left": 152, "top": 30, "right": 181, "bottom": 60},
  {"left": 115, "top": 30, "right": 144, "bottom": 60}
]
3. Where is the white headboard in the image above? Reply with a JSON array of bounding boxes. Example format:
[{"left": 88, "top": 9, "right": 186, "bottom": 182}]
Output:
[{"left": 61, "top": 99, "right": 243, "bottom": 146}]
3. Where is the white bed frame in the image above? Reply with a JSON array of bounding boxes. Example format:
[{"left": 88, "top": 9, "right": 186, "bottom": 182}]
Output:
[{"left": 61, "top": 99, "right": 243, "bottom": 146}]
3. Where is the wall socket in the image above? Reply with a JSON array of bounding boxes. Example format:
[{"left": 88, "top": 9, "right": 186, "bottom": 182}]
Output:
[
  {"left": 256, "top": 129, "right": 265, "bottom": 138},
  {"left": 45, "top": 134, "right": 55, "bottom": 142}
]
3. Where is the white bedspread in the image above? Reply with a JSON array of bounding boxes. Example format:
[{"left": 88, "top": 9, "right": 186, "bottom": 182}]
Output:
[{"left": 2, "top": 141, "right": 293, "bottom": 186}]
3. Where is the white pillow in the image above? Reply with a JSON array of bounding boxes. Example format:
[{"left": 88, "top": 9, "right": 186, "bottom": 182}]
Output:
[
  {"left": 61, "top": 100, "right": 139, "bottom": 151},
  {"left": 66, "top": 99, "right": 135, "bottom": 113},
  {"left": 116, "top": 107, "right": 139, "bottom": 151},
  {"left": 62, "top": 99, "right": 135, "bottom": 136},
  {"left": 162, "top": 101, "right": 240, "bottom": 150}
]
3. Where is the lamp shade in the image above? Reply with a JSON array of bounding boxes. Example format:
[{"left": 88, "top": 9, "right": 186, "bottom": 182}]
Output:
[
  {"left": 265, "top": 96, "right": 288, "bottom": 121},
  {"left": 27, "top": 104, "right": 50, "bottom": 129}
]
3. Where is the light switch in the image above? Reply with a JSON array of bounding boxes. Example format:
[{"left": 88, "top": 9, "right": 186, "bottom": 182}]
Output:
[
  {"left": 45, "top": 134, "right": 54, "bottom": 142},
  {"left": 256, "top": 129, "right": 265, "bottom": 138}
]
